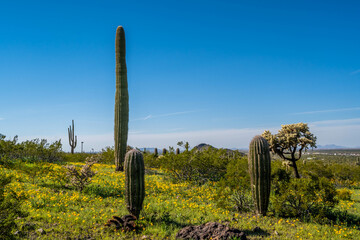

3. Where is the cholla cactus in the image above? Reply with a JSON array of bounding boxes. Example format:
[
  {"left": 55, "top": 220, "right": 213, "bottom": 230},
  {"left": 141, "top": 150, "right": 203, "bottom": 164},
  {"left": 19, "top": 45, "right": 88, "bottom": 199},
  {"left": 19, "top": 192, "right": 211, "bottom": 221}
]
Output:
[{"left": 64, "top": 154, "right": 100, "bottom": 191}]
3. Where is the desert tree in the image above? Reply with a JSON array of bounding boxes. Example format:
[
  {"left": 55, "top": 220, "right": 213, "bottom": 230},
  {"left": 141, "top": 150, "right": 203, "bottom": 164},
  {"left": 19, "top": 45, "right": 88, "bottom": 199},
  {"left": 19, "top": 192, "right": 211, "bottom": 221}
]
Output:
[{"left": 262, "top": 123, "right": 316, "bottom": 178}]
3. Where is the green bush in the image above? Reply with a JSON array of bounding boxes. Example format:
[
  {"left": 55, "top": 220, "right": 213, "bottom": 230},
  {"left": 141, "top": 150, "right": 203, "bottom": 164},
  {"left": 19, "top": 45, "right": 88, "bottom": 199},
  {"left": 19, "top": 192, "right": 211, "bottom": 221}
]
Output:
[
  {"left": 299, "top": 160, "right": 334, "bottom": 179},
  {"left": 99, "top": 146, "right": 115, "bottom": 164},
  {"left": 214, "top": 157, "right": 252, "bottom": 212},
  {"left": 0, "top": 173, "right": 27, "bottom": 239},
  {"left": 0, "top": 134, "right": 21, "bottom": 162},
  {"left": 143, "top": 152, "right": 161, "bottom": 169},
  {"left": 0, "top": 134, "right": 63, "bottom": 163},
  {"left": 296, "top": 160, "right": 360, "bottom": 188},
  {"left": 271, "top": 170, "right": 338, "bottom": 221},
  {"left": 19, "top": 138, "right": 63, "bottom": 162},
  {"left": 157, "top": 147, "right": 239, "bottom": 184}
]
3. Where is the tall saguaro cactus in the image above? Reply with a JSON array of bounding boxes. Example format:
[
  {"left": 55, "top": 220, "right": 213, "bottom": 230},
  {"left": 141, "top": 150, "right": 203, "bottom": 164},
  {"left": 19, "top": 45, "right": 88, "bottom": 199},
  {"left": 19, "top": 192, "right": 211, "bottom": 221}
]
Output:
[
  {"left": 124, "top": 149, "right": 145, "bottom": 218},
  {"left": 114, "top": 26, "right": 129, "bottom": 171},
  {"left": 248, "top": 135, "right": 271, "bottom": 216},
  {"left": 68, "top": 120, "right": 77, "bottom": 154}
]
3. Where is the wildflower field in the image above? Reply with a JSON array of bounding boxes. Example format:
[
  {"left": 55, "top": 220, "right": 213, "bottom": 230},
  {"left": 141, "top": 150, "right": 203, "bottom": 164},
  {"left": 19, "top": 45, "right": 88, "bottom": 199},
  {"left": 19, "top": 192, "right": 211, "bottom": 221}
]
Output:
[{"left": 2, "top": 159, "right": 360, "bottom": 239}]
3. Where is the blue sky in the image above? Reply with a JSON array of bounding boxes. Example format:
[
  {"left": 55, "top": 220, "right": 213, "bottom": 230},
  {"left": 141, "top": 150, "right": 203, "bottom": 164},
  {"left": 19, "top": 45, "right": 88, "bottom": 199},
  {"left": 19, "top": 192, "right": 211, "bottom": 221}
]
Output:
[{"left": 1, "top": 0, "right": 360, "bottom": 151}]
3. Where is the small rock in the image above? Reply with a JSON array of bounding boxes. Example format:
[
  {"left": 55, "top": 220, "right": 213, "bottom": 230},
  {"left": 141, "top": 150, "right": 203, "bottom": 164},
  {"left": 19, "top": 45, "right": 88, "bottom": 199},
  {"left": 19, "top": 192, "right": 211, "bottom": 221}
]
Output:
[
  {"left": 176, "top": 222, "right": 247, "bottom": 240},
  {"left": 274, "top": 230, "right": 279, "bottom": 235},
  {"left": 141, "top": 235, "right": 151, "bottom": 240}
]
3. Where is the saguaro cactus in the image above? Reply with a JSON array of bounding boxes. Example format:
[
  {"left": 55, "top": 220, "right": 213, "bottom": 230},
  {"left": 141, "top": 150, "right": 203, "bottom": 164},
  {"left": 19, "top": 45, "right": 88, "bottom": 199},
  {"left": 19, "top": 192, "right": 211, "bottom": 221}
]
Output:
[
  {"left": 248, "top": 135, "right": 271, "bottom": 216},
  {"left": 154, "top": 148, "right": 158, "bottom": 157},
  {"left": 114, "top": 26, "right": 129, "bottom": 171},
  {"left": 176, "top": 148, "right": 180, "bottom": 155},
  {"left": 124, "top": 149, "right": 145, "bottom": 218},
  {"left": 162, "top": 148, "right": 167, "bottom": 155},
  {"left": 68, "top": 120, "right": 77, "bottom": 154}
]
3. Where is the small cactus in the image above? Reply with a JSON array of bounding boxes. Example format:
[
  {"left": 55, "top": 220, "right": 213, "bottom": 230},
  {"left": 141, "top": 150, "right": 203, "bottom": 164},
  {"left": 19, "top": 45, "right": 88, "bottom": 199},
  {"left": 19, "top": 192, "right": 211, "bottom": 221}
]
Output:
[
  {"left": 154, "top": 148, "right": 158, "bottom": 157},
  {"left": 248, "top": 135, "right": 271, "bottom": 216},
  {"left": 124, "top": 149, "right": 145, "bottom": 218},
  {"left": 176, "top": 148, "right": 180, "bottom": 155},
  {"left": 68, "top": 120, "right": 77, "bottom": 154},
  {"left": 162, "top": 148, "right": 167, "bottom": 155}
]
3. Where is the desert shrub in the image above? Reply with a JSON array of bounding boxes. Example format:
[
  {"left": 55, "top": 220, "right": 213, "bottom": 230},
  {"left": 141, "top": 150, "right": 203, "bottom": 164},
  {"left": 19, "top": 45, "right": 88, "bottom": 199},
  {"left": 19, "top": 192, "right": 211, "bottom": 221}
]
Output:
[
  {"left": 336, "top": 188, "right": 352, "bottom": 201},
  {"left": 298, "top": 160, "right": 360, "bottom": 188},
  {"left": 0, "top": 135, "right": 22, "bottom": 162},
  {"left": 143, "top": 152, "right": 161, "bottom": 169},
  {"left": 214, "top": 157, "right": 252, "bottom": 212},
  {"left": 158, "top": 147, "right": 238, "bottom": 184},
  {"left": 99, "top": 146, "right": 115, "bottom": 164},
  {"left": 325, "top": 208, "right": 360, "bottom": 226},
  {"left": 63, "top": 154, "right": 100, "bottom": 191},
  {"left": 0, "top": 173, "right": 27, "bottom": 239},
  {"left": 0, "top": 134, "right": 63, "bottom": 163},
  {"left": 18, "top": 139, "right": 63, "bottom": 162},
  {"left": 271, "top": 170, "right": 338, "bottom": 222},
  {"left": 231, "top": 189, "right": 253, "bottom": 212},
  {"left": 330, "top": 163, "right": 360, "bottom": 187},
  {"left": 271, "top": 168, "right": 291, "bottom": 195},
  {"left": 299, "top": 160, "right": 334, "bottom": 179}
]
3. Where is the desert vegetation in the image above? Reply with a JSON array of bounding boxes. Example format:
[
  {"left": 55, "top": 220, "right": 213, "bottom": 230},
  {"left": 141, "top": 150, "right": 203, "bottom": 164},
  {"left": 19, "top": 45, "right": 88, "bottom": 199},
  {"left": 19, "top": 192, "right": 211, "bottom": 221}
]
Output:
[
  {"left": 2, "top": 26, "right": 360, "bottom": 240},
  {"left": 1, "top": 135, "right": 360, "bottom": 239}
]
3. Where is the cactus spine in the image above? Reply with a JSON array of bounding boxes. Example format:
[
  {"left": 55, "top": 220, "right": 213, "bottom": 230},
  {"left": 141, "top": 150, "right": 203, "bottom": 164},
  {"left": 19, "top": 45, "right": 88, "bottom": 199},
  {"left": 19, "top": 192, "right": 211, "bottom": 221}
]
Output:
[
  {"left": 68, "top": 120, "right": 77, "bottom": 154},
  {"left": 124, "top": 149, "right": 145, "bottom": 218},
  {"left": 248, "top": 135, "right": 271, "bottom": 216},
  {"left": 114, "top": 26, "right": 129, "bottom": 171}
]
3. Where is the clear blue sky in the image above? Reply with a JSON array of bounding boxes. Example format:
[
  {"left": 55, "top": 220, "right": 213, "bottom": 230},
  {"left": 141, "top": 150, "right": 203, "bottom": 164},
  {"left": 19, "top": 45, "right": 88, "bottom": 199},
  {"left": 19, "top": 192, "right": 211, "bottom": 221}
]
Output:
[{"left": 1, "top": 0, "right": 360, "bottom": 151}]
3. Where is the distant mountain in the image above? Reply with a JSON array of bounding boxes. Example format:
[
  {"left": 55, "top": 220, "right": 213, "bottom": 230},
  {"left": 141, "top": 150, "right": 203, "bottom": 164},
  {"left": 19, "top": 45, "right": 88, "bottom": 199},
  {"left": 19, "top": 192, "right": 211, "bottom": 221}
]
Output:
[
  {"left": 194, "top": 143, "right": 214, "bottom": 151},
  {"left": 194, "top": 143, "right": 246, "bottom": 156},
  {"left": 316, "top": 144, "right": 348, "bottom": 149}
]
